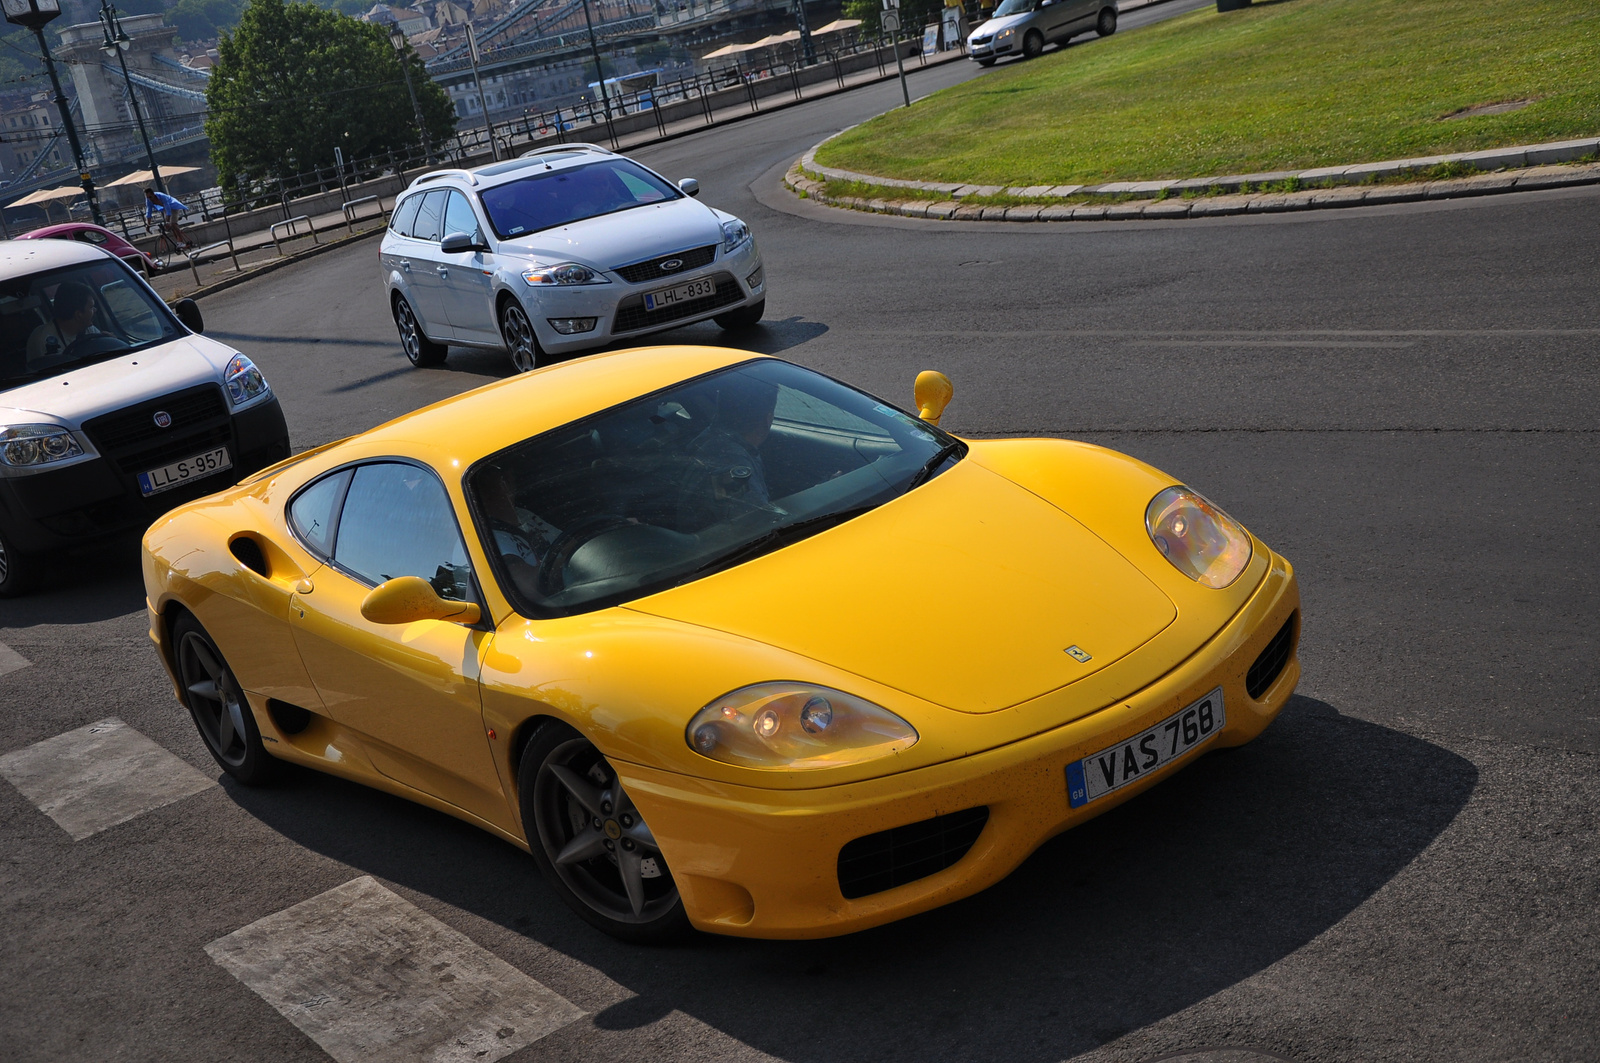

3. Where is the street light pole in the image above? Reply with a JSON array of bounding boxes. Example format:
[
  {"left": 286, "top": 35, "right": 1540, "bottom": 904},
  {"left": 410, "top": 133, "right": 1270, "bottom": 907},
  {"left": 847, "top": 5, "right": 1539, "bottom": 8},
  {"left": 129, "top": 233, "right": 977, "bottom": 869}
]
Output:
[
  {"left": 577, "top": 0, "right": 615, "bottom": 146},
  {"left": 100, "top": 0, "right": 163, "bottom": 195},
  {"left": 389, "top": 27, "right": 431, "bottom": 161},
  {"left": 2, "top": 0, "right": 103, "bottom": 223},
  {"left": 464, "top": 22, "right": 500, "bottom": 161}
]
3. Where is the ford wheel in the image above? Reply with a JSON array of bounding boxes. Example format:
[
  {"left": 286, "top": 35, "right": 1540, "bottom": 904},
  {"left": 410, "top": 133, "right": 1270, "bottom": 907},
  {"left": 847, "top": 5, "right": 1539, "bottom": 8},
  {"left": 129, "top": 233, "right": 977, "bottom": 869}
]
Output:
[
  {"left": 394, "top": 294, "right": 447, "bottom": 367},
  {"left": 500, "top": 300, "right": 542, "bottom": 374}
]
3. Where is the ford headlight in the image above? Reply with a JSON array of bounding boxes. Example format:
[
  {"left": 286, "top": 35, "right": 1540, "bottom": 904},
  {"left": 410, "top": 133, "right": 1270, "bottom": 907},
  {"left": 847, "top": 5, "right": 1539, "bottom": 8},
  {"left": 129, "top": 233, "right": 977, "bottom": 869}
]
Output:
[
  {"left": 522, "top": 263, "right": 608, "bottom": 285},
  {"left": 1145, "top": 486, "right": 1252, "bottom": 589},
  {"left": 223, "top": 353, "right": 270, "bottom": 408},
  {"left": 686, "top": 682, "right": 917, "bottom": 770},
  {"left": 720, "top": 218, "right": 751, "bottom": 253},
  {"left": 0, "top": 424, "right": 84, "bottom": 468}
]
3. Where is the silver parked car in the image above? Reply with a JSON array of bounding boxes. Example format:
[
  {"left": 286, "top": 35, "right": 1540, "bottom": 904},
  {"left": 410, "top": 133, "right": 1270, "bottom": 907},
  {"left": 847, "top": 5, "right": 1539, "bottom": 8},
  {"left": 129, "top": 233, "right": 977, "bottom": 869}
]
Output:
[
  {"left": 967, "top": 0, "right": 1117, "bottom": 64},
  {"left": 380, "top": 143, "right": 767, "bottom": 373}
]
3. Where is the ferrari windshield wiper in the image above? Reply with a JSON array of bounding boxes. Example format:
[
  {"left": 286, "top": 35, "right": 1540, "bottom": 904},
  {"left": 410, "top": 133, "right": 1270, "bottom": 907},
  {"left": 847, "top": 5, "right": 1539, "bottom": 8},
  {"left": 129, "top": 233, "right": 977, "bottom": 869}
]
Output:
[
  {"left": 675, "top": 506, "right": 875, "bottom": 586},
  {"left": 905, "top": 442, "right": 965, "bottom": 493}
]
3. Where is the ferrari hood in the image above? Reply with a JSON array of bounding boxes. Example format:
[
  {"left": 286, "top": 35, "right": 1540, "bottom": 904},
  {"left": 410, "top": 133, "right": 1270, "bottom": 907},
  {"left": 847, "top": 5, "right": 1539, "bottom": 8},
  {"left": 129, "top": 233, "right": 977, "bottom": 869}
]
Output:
[{"left": 628, "top": 460, "right": 1177, "bottom": 713}]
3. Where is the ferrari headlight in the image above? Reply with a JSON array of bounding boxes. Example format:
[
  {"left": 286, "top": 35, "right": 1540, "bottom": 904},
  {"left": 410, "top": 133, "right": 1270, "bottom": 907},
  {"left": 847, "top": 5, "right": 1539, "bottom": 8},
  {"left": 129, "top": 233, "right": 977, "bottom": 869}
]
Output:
[
  {"left": 223, "top": 353, "right": 269, "bottom": 407},
  {"left": 0, "top": 423, "right": 83, "bottom": 467},
  {"left": 1145, "top": 486, "right": 1252, "bottom": 589},
  {"left": 686, "top": 682, "right": 917, "bottom": 770},
  {"left": 522, "top": 263, "right": 608, "bottom": 285},
  {"left": 720, "top": 218, "right": 751, "bottom": 253}
]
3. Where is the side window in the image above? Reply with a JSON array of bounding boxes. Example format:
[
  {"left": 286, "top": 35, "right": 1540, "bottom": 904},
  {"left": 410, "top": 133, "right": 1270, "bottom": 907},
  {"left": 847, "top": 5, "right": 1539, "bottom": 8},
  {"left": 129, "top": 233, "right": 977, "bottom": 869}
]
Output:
[
  {"left": 78, "top": 229, "right": 109, "bottom": 245},
  {"left": 390, "top": 195, "right": 423, "bottom": 238},
  {"left": 288, "top": 469, "right": 352, "bottom": 557},
  {"left": 333, "top": 462, "right": 473, "bottom": 602},
  {"left": 442, "top": 191, "right": 481, "bottom": 242},
  {"left": 411, "top": 190, "right": 448, "bottom": 244}
]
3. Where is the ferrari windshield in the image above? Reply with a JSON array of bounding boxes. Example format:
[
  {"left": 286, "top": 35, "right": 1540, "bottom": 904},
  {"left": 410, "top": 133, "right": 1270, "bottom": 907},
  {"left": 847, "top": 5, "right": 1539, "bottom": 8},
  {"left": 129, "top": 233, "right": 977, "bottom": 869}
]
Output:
[
  {"left": 478, "top": 158, "right": 681, "bottom": 239},
  {"left": 467, "top": 360, "right": 964, "bottom": 616},
  {"left": 0, "top": 259, "right": 179, "bottom": 392}
]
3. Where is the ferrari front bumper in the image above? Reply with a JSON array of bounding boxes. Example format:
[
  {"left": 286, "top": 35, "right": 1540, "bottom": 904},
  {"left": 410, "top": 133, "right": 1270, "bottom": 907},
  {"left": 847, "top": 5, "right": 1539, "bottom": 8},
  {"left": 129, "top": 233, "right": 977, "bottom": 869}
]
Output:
[{"left": 617, "top": 550, "right": 1301, "bottom": 938}]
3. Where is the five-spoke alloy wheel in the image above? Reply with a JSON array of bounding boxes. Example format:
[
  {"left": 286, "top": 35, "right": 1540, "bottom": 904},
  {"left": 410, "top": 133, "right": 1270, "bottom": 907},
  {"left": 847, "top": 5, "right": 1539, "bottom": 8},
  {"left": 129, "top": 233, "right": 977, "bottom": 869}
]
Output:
[
  {"left": 174, "top": 613, "right": 279, "bottom": 784},
  {"left": 500, "top": 300, "right": 542, "bottom": 374},
  {"left": 520, "top": 721, "right": 689, "bottom": 942},
  {"left": 394, "top": 294, "right": 448, "bottom": 368}
]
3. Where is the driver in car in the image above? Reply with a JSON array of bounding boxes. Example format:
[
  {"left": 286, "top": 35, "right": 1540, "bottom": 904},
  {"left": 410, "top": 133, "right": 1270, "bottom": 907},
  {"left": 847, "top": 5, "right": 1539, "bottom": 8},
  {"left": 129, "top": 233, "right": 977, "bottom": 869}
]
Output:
[
  {"left": 677, "top": 372, "right": 780, "bottom": 530},
  {"left": 27, "top": 281, "right": 100, "bottom": 366}
]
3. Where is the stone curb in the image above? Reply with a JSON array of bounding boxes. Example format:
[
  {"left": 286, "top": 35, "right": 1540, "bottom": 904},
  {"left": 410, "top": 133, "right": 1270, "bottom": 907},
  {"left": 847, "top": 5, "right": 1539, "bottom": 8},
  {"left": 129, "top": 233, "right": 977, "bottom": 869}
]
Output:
[
  {"left": 797, "top": 133, "right": 1600, "bottom": 202},
  {"left": 787, "top": 157, "right": 1600, "bottom": 223}
]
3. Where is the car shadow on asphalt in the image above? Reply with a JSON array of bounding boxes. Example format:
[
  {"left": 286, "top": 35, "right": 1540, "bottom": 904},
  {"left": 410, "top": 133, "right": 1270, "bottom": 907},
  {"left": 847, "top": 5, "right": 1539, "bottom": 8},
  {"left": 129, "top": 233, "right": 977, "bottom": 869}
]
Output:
[
  {"left": 224, "top": 694, "right": 1476, "bottom": 1062},
  {"left": 0, "top": 538, "right": 147, "bottom": 627}
]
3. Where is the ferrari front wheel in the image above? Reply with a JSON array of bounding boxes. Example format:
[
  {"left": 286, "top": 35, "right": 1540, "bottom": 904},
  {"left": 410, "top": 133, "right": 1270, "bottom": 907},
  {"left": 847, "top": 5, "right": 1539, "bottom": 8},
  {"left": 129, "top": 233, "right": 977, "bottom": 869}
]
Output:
[
  {"left": 173, "top": 613, "right": 279, "bottom": 785},
  {"left": 520, "top": 721, "right": 690, "bottom": 943}
]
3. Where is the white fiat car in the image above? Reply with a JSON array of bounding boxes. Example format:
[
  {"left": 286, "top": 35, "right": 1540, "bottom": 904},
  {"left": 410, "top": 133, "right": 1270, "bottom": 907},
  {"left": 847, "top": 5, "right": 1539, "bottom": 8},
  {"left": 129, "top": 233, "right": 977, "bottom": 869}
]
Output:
[
  {"left": 0, "top": 239, "right": 288, "bottom": 595},
  {"left": 380, "top": 144, "right": 767, "bottom": 372}
]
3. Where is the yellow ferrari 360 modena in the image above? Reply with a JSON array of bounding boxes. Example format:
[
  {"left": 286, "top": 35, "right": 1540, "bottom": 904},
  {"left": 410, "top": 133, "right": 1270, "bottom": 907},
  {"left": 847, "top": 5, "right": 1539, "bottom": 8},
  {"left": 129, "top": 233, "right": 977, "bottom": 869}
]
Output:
[{"left": 143, "top": 346, "right": 1300, "bottom": 941}]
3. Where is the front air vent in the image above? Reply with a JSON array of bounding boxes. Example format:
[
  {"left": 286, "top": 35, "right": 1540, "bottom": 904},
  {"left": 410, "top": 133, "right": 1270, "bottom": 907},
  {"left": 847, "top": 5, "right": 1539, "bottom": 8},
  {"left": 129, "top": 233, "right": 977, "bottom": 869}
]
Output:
[
  {"left": 611, "top": 275, "right": 743, "bottom": 333},
  {"left": 614, "top": 244, "right": 718, "bottom": 284},
  {"left": 267, "top": 699, "right": 312, "bottom": 735},
  {"left": 1246, "top": 612, "right": 1298, "bottom": 699},
  {"left": 837, "top": 806, "right": 989, "bottom": 899}
]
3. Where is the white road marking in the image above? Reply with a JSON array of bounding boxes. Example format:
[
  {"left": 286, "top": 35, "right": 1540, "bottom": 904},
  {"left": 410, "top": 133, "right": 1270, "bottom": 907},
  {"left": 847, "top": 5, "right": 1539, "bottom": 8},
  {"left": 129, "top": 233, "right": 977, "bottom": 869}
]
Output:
[
  {"left": 0, "top": 717, "right": 214, "bottom": 840},
  {"left": 205, "top": 876, "right": 583, "bottom": 1063},
  {"left": 0, "top": 640, "right": 29, "bottom": 678}
]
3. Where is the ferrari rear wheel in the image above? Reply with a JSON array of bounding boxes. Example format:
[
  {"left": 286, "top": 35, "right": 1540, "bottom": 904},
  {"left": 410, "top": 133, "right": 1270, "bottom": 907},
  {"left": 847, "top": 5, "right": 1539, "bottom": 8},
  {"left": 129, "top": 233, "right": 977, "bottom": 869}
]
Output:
[
  {"left": 520, "top": 721, "right": 690, "bottom": 943},
  {"left": 173, "top": 613, "right": 279, "bottom": 785}
]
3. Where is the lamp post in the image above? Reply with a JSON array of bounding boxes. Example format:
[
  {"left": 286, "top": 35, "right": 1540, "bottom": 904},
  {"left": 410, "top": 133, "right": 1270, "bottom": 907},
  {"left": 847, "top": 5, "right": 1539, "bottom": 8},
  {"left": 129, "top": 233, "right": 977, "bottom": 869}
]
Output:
[
  {"left": 389, "top": 26, "right": 431, "bottom": 161},
  {"left": 2, "top": 0, "right": 103, "bottom": 223},
  {"left": 100, "top": 0, "right": 163, "bottom": 196},
  {"left": 577, "top": 0, "right": 615, "bottom": 145}
]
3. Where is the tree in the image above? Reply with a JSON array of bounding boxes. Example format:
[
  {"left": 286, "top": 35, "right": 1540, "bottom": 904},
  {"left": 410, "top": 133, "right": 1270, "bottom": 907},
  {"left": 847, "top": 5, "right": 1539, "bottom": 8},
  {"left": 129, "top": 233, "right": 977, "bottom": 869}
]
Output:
[
  {"left": 842, "top": 0, "right": 948, "bottom": 38},
  {"left": 205, "top": 0, "right": 456, "bottom": 189}
]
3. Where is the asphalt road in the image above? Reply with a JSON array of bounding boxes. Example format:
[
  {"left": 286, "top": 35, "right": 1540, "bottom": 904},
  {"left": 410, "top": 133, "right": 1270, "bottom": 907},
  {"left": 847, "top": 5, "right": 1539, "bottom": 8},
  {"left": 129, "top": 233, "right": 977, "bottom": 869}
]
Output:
[{"left": 3, "top": 7, "right": 1598, "bottom": 1061}]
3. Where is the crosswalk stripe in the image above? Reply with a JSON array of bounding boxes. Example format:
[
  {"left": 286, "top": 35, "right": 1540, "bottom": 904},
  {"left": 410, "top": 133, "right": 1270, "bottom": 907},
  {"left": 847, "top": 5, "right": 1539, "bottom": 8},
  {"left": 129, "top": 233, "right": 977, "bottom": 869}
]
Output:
[
  {"left": 206, "top": 876, "right": 584, "bottom": 1063},
  {"left": 0, "top": 717, "right": 214, "bottom": 840},
  {"left": 0, "top": 640, "right": 28, "bottom": 678}
]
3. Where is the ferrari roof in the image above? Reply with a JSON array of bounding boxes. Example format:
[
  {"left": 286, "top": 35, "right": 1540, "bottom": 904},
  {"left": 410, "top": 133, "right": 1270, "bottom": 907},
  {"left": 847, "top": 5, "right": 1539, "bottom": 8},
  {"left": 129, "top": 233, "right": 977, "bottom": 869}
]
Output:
[{"left": 358, "top": 345, "right": 763, "bottom": 464}]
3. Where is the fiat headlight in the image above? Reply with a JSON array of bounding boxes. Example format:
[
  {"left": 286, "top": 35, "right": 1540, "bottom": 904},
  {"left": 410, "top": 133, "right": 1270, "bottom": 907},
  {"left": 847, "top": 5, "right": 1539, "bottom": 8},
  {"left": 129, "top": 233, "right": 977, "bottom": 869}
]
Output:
[
  {"left": 0, "top": 424, "right": 83, "bottom": 468},
  {"left": 686, "top": 682, "right": 918, "bottom": 770},
  {"left": 1145, "top": 486, "right": 1252, "bottom": 589},
  {"left": 224, "top": 353, "right": 269, "bottom": 407},
  {"left": 720, "top": 218, "right": 751, "bottom": 253},
  {"left": 522, "top": 263, "right": 608, "bottom": 285}
]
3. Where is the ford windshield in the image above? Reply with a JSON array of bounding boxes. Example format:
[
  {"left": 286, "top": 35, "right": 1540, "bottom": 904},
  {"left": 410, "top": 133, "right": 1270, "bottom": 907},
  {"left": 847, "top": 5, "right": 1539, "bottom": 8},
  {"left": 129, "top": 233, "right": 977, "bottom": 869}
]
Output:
[{"left": 478, "top": 158, "right": 682, "bottom": 239}]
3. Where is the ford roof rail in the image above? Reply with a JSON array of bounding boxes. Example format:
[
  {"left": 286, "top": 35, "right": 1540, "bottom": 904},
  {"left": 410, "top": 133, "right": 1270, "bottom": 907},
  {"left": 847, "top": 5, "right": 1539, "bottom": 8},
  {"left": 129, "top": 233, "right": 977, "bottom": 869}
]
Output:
[
  {"left": 409, "top": 168, "right": 479, "bottom": 188},
  {"left": 520, "top": 142, "right": 614, "bottom": 159}
]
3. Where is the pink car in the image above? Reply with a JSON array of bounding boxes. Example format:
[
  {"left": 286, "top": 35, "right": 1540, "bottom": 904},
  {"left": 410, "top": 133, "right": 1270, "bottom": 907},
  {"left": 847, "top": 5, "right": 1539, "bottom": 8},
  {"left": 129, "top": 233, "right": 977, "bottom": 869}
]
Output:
[{"left": 17, "top": 222, "right": 159, "bottom": 275}]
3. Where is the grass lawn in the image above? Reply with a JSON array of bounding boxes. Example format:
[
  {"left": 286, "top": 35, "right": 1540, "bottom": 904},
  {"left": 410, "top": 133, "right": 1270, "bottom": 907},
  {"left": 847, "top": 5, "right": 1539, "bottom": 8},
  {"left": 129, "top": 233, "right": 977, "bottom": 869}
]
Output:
[{"left": 815, "top": 0, "right": 1600, "bottom": 184}]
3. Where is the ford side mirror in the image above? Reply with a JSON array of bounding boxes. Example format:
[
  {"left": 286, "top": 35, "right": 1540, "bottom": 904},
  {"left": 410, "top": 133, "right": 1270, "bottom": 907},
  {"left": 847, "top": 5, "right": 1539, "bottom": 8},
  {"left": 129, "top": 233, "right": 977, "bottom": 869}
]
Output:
[
  {"left": 914, "top": 370, "right": 954, "bottom": 425},
  {"left": 678, "top": 178, "right": 700, "bottom": 198},
  {"left": 441, "top": 231, "right": 486, "bottom": 253},
  {"left": 174, "top": 297, "right": 204, "bottom": 334},
  {"left": 360, "top": 576, "right": 481, "bottom": 626}
]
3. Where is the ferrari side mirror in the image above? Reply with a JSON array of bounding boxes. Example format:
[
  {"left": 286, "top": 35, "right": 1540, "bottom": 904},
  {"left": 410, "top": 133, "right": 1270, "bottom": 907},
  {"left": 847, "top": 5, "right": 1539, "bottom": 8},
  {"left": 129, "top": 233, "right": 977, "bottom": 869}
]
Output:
[
  {"left": 914, "top": 370, "right": 954, "bottom": 425},
  {"left": 360, "top": 575, "right": 481, "bottom": 626}
]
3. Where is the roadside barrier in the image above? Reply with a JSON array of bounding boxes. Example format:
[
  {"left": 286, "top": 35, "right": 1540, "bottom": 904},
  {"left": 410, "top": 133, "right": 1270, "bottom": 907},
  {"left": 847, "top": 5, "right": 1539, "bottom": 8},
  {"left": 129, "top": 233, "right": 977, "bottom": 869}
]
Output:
[
  {"left": 269, "top": 216, "right": 318, "bottom": 255},
  {"left": 341, "top": 195, "right": 385, "bottom": 233}
]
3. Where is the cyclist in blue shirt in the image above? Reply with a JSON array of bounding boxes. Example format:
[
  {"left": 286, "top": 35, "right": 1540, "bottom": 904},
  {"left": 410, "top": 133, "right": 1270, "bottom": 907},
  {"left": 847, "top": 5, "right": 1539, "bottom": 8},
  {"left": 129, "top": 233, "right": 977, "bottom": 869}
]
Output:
[{"left": 144, "top": 187, "right": 190, "bottom": 249}]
